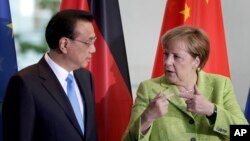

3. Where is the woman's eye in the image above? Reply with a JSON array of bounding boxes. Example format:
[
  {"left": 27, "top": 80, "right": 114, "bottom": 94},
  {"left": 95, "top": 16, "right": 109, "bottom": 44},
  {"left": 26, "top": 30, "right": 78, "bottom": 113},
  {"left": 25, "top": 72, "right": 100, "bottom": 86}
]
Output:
[
  {"left": 164, "top": 53, "right": 169, "bottom": 57},
  {"left": 174, "top": 55, "right": 180, "bottom": 58}
]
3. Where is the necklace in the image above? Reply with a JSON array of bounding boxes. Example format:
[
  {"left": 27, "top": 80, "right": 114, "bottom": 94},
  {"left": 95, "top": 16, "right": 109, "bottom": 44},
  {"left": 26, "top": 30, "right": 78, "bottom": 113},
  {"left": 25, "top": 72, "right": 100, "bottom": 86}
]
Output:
[
  {"left": 178, "top": 86, "right": 194, "bottom": 94},
  {"left": 184, "top": 89, "right": 193, "bottom": 94},
  {"left": 179, "top": 88, "right": 194, "bottom": 94}
]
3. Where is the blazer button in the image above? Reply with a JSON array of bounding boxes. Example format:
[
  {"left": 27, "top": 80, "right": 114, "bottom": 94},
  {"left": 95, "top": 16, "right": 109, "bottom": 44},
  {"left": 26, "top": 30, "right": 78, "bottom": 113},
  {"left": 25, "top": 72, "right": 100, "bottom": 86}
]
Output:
[
  {"left": 190, "top": 137, "right": 196, "bottom": 141},
  {"left": 189, "top": 119, "right": 194, "bottom": 124}
]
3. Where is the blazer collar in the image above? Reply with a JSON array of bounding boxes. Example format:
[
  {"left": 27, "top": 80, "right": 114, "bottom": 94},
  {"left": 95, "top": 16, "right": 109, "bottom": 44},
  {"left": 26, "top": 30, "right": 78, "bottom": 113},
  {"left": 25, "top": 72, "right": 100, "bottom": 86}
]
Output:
[{"left": 159, "top": 71, "right": 213, "bottom": 118}]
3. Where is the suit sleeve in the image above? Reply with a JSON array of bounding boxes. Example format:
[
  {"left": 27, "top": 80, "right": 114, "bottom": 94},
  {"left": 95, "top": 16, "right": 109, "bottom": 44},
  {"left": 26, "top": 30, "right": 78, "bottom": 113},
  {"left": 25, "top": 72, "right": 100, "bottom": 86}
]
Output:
[
  {"left": 3, "top": 75, "right": 36, "bottom": 141},
  {"left": 212, "top": 78, "right": 249, "bottom": 137},
  {"left": 122, "top": 82, "right": 153, "bottom": 141}
]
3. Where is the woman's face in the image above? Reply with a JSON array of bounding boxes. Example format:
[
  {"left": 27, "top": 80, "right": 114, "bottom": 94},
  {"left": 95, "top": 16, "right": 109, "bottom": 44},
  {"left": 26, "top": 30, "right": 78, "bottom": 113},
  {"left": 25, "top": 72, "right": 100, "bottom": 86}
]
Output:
[{"left": 164, "top": 39, "right": 199, "bottom": 85}]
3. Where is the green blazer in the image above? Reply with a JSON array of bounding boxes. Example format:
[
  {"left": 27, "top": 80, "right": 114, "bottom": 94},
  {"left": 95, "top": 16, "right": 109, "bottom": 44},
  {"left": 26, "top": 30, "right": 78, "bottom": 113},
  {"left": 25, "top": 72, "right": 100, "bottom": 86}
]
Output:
[{"left": 123, "top": 71, "right": 248, "bottom": 141}]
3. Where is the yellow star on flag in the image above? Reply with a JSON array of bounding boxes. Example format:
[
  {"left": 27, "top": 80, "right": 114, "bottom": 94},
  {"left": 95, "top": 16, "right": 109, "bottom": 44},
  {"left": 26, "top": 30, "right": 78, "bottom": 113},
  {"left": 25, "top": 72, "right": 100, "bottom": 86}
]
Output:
[
  {"left": 6, "top": 23, "right": 12, "bottom": 29},
  {"left": 179, "top": 3, "right": 190, "bottom": 22},
  {"left": 6, "top": 23, "right": 14, "bottom": 37}
]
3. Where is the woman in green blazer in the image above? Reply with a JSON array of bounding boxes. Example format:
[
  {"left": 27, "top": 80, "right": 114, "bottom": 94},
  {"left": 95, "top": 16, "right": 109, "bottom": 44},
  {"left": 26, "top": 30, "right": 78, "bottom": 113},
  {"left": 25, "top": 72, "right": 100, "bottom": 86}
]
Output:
[{"left": 123, "top": 25, "right": 248, "bottom": 141}]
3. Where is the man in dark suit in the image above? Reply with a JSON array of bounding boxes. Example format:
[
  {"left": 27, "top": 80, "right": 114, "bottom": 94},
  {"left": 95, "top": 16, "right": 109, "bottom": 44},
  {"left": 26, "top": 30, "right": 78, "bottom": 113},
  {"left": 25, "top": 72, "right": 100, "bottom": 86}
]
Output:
[{"left": 2, "top": 10, "right": 98, "bottom": 141}]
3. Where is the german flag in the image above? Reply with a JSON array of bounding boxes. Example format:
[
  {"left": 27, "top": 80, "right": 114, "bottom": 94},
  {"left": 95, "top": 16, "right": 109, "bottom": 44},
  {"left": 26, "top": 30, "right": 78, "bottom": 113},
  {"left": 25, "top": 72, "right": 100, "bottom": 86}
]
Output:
[
  {"left": 60, "top": 0, "right": 133, "bottom": 141},
  {"left": 152, "top": 0, "right": 230, "bottom": 78}
]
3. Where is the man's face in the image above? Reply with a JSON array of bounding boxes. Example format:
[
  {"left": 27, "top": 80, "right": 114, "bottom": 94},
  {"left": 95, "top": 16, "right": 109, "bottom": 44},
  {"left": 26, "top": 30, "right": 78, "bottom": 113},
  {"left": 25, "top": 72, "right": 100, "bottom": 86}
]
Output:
[{"left": 66, "top": 20, "right": 96, "bottom": 69}]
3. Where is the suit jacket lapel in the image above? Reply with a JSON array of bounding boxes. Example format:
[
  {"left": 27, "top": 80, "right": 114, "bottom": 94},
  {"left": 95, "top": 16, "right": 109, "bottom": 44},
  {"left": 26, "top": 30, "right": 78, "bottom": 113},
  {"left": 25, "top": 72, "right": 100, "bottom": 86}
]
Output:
[
  {"left": 74, "top": 69, "right": 93, "bottom": 137},
  {"left": 191, "top": 71, "right": 214, "bottom": 118},
  {"left": 38, "top": 57, "right": 84, "bottom": 136},
  {"left": 74, "top": 69, "right": 98, "bottom": 141},
  {"left": 74, "top": 69, "right": 91, "bottom": 106},
  {"left": 197, "top": 71, "right": 213, "bottom": 100},
  {"left": 159, "top": 71, "right": 214, "bottom": 119},
  {"left": 159, "top": 76, "right": 194, "bottom": 118}
]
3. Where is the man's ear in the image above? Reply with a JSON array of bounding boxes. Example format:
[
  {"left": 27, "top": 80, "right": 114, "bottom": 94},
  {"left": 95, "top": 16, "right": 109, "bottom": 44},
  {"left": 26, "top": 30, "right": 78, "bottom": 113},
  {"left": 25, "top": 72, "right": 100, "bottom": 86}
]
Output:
[{"left": 59, "top": 37, "right": 68, "bottom": 53}]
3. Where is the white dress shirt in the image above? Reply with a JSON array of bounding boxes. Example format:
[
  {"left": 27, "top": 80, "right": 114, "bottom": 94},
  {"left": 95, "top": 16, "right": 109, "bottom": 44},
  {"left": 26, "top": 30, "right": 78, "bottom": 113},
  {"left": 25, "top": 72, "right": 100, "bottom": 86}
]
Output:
[{"left": 44, "top": 53, "right": 84, "bottom": 116}]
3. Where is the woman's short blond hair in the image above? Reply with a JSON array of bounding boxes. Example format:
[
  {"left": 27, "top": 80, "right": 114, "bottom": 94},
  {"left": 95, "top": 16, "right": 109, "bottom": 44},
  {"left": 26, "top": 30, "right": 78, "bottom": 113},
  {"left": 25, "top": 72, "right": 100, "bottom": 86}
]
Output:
[{"left": 161, "top": 25, "right": 210, "bottom": 69}]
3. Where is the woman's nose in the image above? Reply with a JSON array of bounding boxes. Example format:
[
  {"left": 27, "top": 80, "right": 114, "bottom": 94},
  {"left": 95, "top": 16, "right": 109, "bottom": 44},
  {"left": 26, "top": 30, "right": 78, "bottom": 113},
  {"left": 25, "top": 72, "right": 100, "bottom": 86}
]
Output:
[{"left": 164, "top": 55, "right": 173, "bottom": 66}]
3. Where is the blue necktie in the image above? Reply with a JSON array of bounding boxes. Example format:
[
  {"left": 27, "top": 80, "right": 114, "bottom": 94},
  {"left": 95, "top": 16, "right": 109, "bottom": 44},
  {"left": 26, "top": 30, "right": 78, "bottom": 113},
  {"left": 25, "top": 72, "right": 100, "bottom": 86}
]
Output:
[{"left": 66, "top": 74, "right": 84, "bottom": 133}]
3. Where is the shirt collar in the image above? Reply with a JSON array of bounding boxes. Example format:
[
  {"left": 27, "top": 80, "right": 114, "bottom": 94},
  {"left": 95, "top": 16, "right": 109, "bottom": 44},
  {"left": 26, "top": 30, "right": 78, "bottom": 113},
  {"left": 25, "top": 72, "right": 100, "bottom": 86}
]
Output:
[{"left": 44, "top": 53, "right": 73, "bottom": 84}]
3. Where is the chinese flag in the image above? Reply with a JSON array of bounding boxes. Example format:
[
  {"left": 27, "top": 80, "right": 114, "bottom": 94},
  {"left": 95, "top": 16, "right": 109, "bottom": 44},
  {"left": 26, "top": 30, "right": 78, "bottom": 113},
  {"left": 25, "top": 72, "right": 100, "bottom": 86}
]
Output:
[
  {"left": 60, "top": 0, "right": 133, "bottom": 141},
  {"left": 152, "top": 0, "right": 230, "bottom": 78}
]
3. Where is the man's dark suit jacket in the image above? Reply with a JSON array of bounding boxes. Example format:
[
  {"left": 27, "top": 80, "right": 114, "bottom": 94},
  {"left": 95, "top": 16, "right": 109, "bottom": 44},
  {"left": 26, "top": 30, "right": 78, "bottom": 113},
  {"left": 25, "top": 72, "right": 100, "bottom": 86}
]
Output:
[{"left": 2, "top": 57, "right": 98, "bottom": 141}]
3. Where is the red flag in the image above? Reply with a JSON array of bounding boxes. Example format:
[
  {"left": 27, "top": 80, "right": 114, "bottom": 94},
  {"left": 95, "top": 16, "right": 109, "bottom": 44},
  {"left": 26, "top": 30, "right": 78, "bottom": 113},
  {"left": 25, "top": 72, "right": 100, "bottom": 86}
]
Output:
[
  {"left": 60, "top": 0, "right": 133, "bottom": 141},
  {"left": 152, "top": 0, "right": 230, "bottom": 78}
]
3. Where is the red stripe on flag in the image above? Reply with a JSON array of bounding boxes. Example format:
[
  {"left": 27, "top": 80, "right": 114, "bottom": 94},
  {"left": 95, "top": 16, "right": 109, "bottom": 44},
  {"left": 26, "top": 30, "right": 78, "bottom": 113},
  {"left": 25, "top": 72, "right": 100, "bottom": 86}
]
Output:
[
  {"left": 60, "top": 1, "right": 133, "bottom": 141},
  {"left": 90, "top": 21, "right": 132, "bottom": 141},
  {"left": 60, "top": 0, "right": 89, "bottom": 11}
]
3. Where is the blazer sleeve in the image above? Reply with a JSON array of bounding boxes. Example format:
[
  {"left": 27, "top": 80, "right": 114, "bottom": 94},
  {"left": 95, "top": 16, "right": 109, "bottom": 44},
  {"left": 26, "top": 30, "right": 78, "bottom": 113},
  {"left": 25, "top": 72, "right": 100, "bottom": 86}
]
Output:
[
  {"left": 212, "top": 77, "right": 249, "bottom": 137},
  {"left": 3, "top": 75, "right": 36, "bottom": 141},
  {"left": 122, "top": 82, "right": 153, "bottom": 141}
]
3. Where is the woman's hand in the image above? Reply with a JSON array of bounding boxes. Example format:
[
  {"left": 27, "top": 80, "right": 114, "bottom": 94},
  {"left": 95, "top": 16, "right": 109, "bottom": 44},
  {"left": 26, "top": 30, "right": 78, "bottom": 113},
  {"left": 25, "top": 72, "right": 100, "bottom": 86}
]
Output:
[
  {"left": 179, "top": 85, "right": 214, "bottom": 116},
  {"left": 140, "top": 92, "right": 174, "bottom": 133}
]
